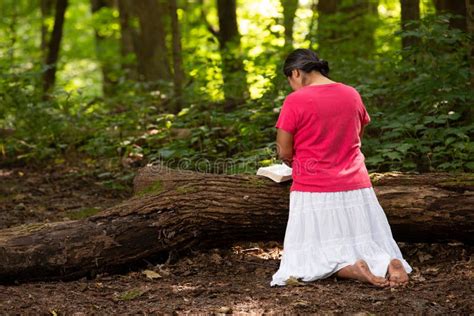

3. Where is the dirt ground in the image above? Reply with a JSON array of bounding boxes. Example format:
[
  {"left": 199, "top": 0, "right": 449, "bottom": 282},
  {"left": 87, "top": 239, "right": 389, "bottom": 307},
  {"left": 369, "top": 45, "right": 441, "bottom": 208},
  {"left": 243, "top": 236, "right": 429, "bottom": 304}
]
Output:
[{"left": 0, "top": 166, "right": 473, "bottom": 314}]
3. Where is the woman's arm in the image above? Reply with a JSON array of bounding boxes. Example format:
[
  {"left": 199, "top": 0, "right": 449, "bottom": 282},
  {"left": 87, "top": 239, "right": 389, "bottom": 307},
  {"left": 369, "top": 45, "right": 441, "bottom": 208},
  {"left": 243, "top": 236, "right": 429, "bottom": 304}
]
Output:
[{"left": 276, "top": 128, "right": 294, "bottom": 167}]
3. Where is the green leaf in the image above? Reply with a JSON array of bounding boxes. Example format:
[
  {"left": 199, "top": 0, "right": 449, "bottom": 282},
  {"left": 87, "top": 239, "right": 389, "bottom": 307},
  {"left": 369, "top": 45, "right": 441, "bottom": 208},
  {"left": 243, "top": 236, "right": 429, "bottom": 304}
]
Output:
[{"left": 465, "top": 161, "right": 474, "bottom": 170}]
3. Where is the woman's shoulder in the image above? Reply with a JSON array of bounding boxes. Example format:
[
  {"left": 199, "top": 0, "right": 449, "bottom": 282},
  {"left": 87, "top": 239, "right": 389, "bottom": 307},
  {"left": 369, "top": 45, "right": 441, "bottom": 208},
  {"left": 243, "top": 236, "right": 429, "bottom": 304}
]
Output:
[
  {"left": 334, "top": 82, "right": 360, "bottom": 94},
  {"left": 284, "top": 82, "right": 362, "bottom": 103},
  {"left": 329, "top": 83, "right": 363, "bottom": 101},
  {"left": 283, "top": 90, "right": 302, "bottom": 104}
]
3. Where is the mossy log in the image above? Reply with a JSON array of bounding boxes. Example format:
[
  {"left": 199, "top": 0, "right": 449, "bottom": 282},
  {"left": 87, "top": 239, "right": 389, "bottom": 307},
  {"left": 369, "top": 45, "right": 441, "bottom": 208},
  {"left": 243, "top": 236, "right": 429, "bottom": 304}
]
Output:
[{"left": 0, "top": 164, "right": 472, "bottom": 283}]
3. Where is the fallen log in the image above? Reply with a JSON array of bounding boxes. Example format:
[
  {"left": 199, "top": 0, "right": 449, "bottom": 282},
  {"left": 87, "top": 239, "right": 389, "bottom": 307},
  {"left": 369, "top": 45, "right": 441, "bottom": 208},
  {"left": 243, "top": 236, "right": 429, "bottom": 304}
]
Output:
[{"left": 0, "top": 164, "right": 472, "bottom": 283}]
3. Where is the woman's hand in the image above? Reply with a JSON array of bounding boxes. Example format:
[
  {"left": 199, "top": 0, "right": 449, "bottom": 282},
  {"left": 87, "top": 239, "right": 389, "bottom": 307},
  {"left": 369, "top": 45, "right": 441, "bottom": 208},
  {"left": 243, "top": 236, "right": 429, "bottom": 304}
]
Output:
[{"left": 276, "top": 128, "right": 294, "bottom": 167}]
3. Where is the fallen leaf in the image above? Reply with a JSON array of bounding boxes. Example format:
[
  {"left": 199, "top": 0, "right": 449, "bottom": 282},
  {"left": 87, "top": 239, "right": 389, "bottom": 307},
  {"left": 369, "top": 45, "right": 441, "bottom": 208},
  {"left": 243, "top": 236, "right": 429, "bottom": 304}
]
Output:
[
  {"left": 425, "top": 267, "right": 439, "bottom": 275},
  {"left": 117, "top": 287, "right": 149, "bottom": 301},
  {"left": 285, "top": 276, "right": 304, "bottom": 286},
  {"left": 215, "top": 306, "right": 232, "bottom": 314},
  {"left": 13, "top": 193, "right": 27, "bottom": 201},
  {"left": 142, "top": 269, "right": 162, "bottom": 280},
  {"left": 292, "top": 299, "right": 310, "bottom": 307}
]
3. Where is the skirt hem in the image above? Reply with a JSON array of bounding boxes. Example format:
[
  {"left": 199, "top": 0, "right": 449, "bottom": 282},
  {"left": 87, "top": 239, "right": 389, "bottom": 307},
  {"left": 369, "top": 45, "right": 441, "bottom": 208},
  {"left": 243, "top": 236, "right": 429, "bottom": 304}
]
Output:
[{"left": 269, "top": 187, "right": 413, "bottom": 287}]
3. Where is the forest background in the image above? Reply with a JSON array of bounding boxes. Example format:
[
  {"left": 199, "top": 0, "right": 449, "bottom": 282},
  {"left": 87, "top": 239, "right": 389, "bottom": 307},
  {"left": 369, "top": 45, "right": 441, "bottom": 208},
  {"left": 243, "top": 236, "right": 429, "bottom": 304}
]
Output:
[{"left": 0, "top": 0, "right": 472, "bottom": 186}]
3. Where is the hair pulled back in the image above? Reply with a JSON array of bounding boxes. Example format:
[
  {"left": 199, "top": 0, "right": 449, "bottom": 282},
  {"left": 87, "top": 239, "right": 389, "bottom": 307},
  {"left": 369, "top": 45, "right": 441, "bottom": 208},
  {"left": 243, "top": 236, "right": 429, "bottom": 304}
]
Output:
[{"left": 283, "top": 48, "right": 330, "bottom": 78}]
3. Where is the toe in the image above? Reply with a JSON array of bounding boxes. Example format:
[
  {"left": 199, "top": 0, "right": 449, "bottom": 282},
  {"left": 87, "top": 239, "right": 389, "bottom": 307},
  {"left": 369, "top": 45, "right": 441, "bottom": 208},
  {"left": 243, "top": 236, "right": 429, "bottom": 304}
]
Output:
[
  {"left": 374, "top": 277, "right": 389, "bottom": 287},
  {"left": 377, "top": 278, "right": 387, "bottom": 284}
]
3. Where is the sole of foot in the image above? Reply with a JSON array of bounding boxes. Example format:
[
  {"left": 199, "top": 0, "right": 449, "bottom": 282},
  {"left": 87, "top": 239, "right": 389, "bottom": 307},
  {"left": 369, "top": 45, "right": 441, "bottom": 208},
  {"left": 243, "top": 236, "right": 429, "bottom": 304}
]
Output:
[
  {"left": 353, "top": 259, "right": 390, "bottom": 288},
  {"left": 387, "top": 258, "right": 409, "bottom": 287}
]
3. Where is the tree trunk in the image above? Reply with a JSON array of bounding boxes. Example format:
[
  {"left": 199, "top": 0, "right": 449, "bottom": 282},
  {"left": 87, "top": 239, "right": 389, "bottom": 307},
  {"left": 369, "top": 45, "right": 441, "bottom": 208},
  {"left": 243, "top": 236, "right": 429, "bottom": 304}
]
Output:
[
  {"left": 316, "top": 0, "right": 378, "bottom": 59},
  {"left": 133, "top": 0, "right": 171, "bottom": 84},
  {"left": 304, "top": 0, "right": 318, "bottom": 46},
  {"left": 42, "top": 0, "right": 68, "bottom": 96},
  {"left": 434, "top": 0, "right": 467, "bottom": 31},
  {"left": 400, "top": 0, "right": 420, "bottom": 49},
  {"left": 316, "top": 0, "right": 339, "bottom": 57},
  {"left": 0, "top": 165, "right": 472, "bottom": 283},
  {"left": 282, "top": 0, "right": 299, "bottom": 49},
  {"left": 216, "top": 0, "right": 248, "bottom": 108},
  {"left": 40, "top": 0, "right": 55, "bottom": 60},
  {"left": 6, "top": 1, "right": 18, "bottom": 68},
  {"left": 91, "top": 0, "right": 116, "bottom": 96},
  {"left": 117, "top": 0, "right": 138, "bottom": 81},
  {"left": 466, "top": 0, "right": 474, "bottom": 90},
  {"left": 169, "top": 0, "right": 185, "bottom": 113}
]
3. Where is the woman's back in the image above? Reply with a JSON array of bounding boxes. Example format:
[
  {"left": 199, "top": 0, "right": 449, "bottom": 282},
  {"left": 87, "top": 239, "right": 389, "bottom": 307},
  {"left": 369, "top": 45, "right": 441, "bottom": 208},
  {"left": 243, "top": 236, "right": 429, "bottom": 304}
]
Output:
[
  {"left": 275, "top": 82, "right": 372, "bottom": 192},
  {"left": 271, "top": 48, "right": 411, "bottom": 288}
]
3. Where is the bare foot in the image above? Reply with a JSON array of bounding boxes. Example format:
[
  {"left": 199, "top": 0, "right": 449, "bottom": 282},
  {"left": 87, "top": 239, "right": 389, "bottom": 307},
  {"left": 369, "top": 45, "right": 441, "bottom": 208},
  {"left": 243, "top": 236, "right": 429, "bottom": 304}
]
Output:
[
  {"left": 352, "top": 259, "right": 390, "bottom": 287},
  {"left": 387, "top": 258, "right": 409, "bottom": 287},
  {"left": 336, "top": 259, "right": 389, "bottom": 287}
]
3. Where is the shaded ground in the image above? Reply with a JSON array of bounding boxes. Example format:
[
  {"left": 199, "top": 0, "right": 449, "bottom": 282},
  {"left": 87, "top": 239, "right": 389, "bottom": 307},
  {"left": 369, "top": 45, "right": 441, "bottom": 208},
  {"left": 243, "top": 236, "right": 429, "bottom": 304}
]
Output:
[
  {"left": 0, "top": 165, "right": 133, "bottom": 229},
  {"left": 0, "top": 166, "right": 473, "bottom": 314}
]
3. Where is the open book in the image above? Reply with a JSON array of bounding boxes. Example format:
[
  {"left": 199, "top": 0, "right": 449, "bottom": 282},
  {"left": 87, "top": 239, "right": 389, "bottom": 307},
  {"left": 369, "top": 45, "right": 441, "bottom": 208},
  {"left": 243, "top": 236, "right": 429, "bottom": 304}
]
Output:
[{"left": 256, "top": 163, "right": 292, "bottom": 183}]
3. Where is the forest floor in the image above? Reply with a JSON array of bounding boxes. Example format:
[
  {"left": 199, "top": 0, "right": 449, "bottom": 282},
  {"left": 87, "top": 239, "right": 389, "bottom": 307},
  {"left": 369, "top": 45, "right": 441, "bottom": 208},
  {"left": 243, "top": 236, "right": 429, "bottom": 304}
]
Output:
[{"left": 0, "top": 165, "right": 473, "bottom": 314}]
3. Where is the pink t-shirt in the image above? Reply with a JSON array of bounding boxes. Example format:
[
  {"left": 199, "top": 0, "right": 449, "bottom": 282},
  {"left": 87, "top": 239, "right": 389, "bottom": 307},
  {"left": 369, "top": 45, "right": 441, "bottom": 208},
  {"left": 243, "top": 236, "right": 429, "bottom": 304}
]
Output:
[{"left": 275, "top": 82, "right": 372, "bottom": 192}]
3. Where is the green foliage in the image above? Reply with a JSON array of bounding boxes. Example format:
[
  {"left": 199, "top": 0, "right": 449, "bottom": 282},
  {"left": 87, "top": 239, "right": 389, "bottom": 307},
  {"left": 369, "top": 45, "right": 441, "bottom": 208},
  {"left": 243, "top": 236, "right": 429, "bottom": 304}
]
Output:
[
  {"left": 363, "top": 111, "right": 473, "bottom": 172},
  {"left": 0, "top": 2, "right": 472, "bottom": 174},
  {"left": 314, "top": 0, "right": 380, "bottom": 59},
  {"left": 371, "top": 13, "right": 471, "bottom": 115},
  {"left": 123, "top": 96, "right": 283, "bottom": 174},
  {"left": 359, "top": 13, "right": 473, "bottom": 172}
]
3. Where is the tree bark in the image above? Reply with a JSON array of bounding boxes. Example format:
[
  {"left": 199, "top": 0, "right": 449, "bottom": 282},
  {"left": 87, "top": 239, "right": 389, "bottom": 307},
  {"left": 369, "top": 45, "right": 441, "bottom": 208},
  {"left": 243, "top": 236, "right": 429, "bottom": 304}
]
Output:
[
  {"left": 42, "top": 0, "right": 68, "bottom": 96},
  {"left": 316, "top": 0, "right": 379, "bottom": 59},
  {"left": 216, "top": 0, "right": 248, "bottom": 108},
  {"left": 316, "top": 0, "right": 339, "bottom": 57},
  {"left": 282, "top": 0, "right": 299, "bottom": 49},
  {"left": 91, "top": 0, "right": 116, "bottom": 96},
  {"left": 40, "top": 0, "right": 55, "bottom": 60},
  {"left": 434, "top": 0, "right": 467, "bottom": 31},
  {"left": 133, "top": 0, "right": 171, "bottom": 84},
  {"left": 169, "top": 0, "right": 185, "bottom": 113},
  {"left": 117, "top": 0, "right": 138, "bottom": 81},
  {"left": 0, "top": 165, "right": 472, "bottom": 283},
  {"left": 466, "top": 0, "right": 474, "bottom": 90},
  {"left": 400, "top": 0, "right": 420, "bottom": 49}
]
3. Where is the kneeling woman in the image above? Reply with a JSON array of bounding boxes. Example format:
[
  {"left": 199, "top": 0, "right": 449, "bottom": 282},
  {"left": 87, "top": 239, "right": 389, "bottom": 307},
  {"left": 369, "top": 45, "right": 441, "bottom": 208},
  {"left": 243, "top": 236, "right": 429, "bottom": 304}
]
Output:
[{"left": 271, "top": 48, "right": 412, "bottom": 287}]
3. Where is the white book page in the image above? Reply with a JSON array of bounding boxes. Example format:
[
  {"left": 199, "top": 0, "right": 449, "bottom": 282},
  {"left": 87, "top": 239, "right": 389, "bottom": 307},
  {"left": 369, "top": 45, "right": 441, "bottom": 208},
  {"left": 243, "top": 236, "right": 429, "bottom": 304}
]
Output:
[{"left": 256, "top": 163, "right": 292, "bottom": 182}]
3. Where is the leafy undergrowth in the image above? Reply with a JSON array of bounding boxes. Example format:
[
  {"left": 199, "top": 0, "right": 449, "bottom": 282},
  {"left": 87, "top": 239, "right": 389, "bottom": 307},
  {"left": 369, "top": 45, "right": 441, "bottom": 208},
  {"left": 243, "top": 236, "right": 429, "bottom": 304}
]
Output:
[{"left": 0, "top": 166, "right": 472, "bottom": 314}]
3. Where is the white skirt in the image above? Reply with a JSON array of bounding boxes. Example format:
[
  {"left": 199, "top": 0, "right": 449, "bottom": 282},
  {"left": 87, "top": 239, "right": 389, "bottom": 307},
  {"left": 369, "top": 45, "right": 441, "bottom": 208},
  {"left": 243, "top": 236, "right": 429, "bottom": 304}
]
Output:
[{"left": 270, "top": 187, "right": 413, "bottom": 287}]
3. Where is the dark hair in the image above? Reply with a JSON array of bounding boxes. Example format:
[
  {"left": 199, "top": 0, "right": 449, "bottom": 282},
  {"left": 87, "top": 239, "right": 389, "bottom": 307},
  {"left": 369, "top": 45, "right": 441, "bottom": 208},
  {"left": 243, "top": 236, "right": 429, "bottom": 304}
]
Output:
[{"left": 283, "top": 48, "right": 330, "bottom": 78}]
